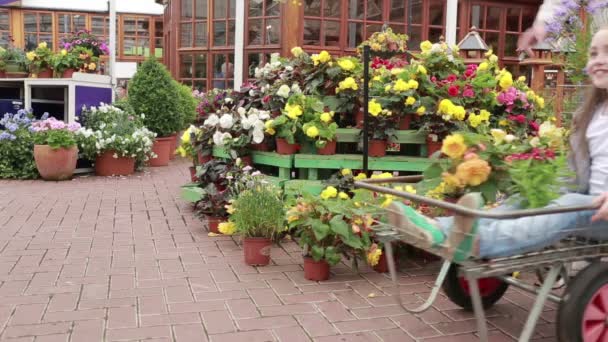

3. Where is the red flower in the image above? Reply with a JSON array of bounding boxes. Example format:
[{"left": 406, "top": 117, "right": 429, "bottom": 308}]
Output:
[
  {"left": 529, "top": 120, "right": 540, "bottom": 132},
  {"left": 446, "top": 74, "right": 458, "bottom": 83},
  {"left": 507, "top": 114, "right": 527, "bottom": 124},
  {"left": 448, "top": 85, "right": 459, "bottom": 97},
  {"left": 464, "top": 68, "right": 476, "bottom": 78},
  {"left": 262, "top": 95, "right": 271, "bottom": 103}
]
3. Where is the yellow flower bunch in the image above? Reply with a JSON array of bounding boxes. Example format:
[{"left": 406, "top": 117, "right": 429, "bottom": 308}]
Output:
[
  {"left": 26, "top": 51, "right": 37, "bottom": 61},
  {"left": 285, "top": 103, "right": 303, "bottom": 119},
  {"left": 441, "top": 134, "right": 467, "bottom": 159},
  {"left": 218, "top": 222, "right": 236, "bottom": 235},
  {"left": 341, "top": 169, "right": 351, "bottom": 176},
  {"left": 305, "top": 126, "right": 319, "bottom": 138},
  {"left": 320, "top": 111, "right": 333, "bottom": 123},
  {"left": 497, "top": 69, "right": 513, "bottom": 90},
  {"left": 420, "top": 40, "right": 433, "bottom": 53},
  {"left": 367, "top": 246, "right": 383, "bottom": 266},
  {"left": 291, "top": 46, "right": 304, "bottom": 57},
  {"left": 467, "top": 109, "right": 490, "bottom": 128},
  {"left": 368, "top": 99, "right": 383, "bottom": 117},
  {"left": 416, "top": 106, "right": 426, "bottom": 115},
  {"left": 417, "top": 65, "right": 427, "bottom": 75},
  {"left": 454, "top": 154, "right": 492, "bottom": 186},
  {"left": 38, "top": 42, "right": 47, "bottom": 49},
  {"left": 370, "top": 172, "right": 393, "bottom": 179},
  {"left": 312, "top": 50, "right": 332, "bottom": 65},
  {"left": 354, "top": 173, "right": 367, "bottom": 180},
  {"left": 437, "top": 99, "right": 466, "bottom": 121},
  {"left": 337, "top": 58, "right": 355, "bottom": 71},
  {"left": 394, "top": 185, "right": 417, "bottom": 194},
  {"left": 320, "top": 186, "right": 338, "bottom": 200},
  {"left": 338, "top": 192, "right": 349, "bottom": 200},
  {"left": 405, "top": 96, "right": 416, "bottom": 106},
  {"left": 337, "top": 77, "right": 359, "bottom": 93},
  {"left": 265, "top": 120, "right": 276, "bottom": 135}
]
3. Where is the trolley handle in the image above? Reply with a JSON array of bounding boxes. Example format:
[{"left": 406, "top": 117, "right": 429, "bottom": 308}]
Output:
[{"left": 354, "top": 180, "right": 599, "bottom": 219}]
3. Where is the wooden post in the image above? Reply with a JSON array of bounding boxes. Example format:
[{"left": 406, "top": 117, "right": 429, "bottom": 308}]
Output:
[
  {"left": 531, "top": 65, "right": 546, "bottom": 93},
  {"left": 555, "top": 68, "right": 565, "bottom": 126},
  {"left": 280, "top": 0, "right": 302, "bottom": 57}
]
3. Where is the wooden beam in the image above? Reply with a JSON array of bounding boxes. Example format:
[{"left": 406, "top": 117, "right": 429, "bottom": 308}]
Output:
[{"left": 280, "top": 0, "right": 301, "bottom": 57}]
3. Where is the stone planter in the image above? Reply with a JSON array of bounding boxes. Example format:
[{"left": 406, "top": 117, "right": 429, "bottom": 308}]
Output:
[
  {"left": 33, "top": 145, "right": 78, "bottom": 181},
  {"left": 303, "top": 257, "right": 330, "bottom": 281},
  {"left": 243, "top": 237, "right": 272, "bottom": 266},
  {"left": 150, "top": 136, "right": 174, "bottom": 167},
  {"left": 95, "top": 150, "right": 135, "bottom": 176}
]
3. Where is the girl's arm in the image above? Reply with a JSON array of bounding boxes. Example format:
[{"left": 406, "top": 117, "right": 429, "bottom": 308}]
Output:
[{"left": 534, "top": 0, "right": 559, "bottom": 28}]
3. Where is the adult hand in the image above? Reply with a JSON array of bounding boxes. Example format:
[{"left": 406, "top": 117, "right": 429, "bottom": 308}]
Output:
[
  {"left": 591, "top": 192, "right": 608, "bottom": 222},
  {"left": 517, "top": 25, "right": 547, "bottom": 57}
]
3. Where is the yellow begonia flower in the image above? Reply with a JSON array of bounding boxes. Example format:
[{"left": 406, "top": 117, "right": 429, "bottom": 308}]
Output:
[
  {"left": 320, "top": 186, "right": 338, "bottom": 200},
  {"left": 38, "top": 42, "right": 47, "bottom": 49},
  {"left": 371, "top": 43, "right": 382, "bottom": 51},
  {"left": 405, "top": 185, "right": 416, "bottom": 194},
  {"left": 181, "top": 130, "right": 191, "bottom": 143},
  {"left": 468, "top": 113, "right": 483, "bottom": 128},
  {"left": 320, "top": 112, "right": 332, "bottom": 123},
  {"left": 484, "top": 49, "right": 493, "bottom": 57},
  {"left": 218, "top": 222, "right": 236, "bottom": 235},
  {"left": 417, "top": 65, "right": 427, "bottom": 75},
  {"left": 285, "top": 103, "right": 303, "bottom": 119},
  {"left": 405, "top": 97, "right": 416, "bottom": 106},
  {"left": 26, "top": 51, "right": 36, "bottom": 61},
  {"left": 452, "top": 106, "right": 466, "bottom": 121},
  {"left": 367, "top": 248, "right": 382, "bottom": 266},
  {"left": 381, "top": 194, "right": 394, "bottom": 208},
  {"left": 88, "top": 63, "right": 97, "bottom": 71},
  {"left": 318, "top": 50, "right": 331, "bottom": 63},
  {"left": 341, "top": 169, "right": 352, "bottom": 176},
  {"left": 490, "top": 129, "right": 507, "bottom": 144},
  {"left": 291, "top": 46, "right": 304, "bottom": 57},
  {"left": 518, "top": 76, "right": 526, "bottom": 82},
  {"left": 265, "top": 120, "right": 274, "bottom": 129},
  {"left": 61, "top": 49, "right": 68, "bottom": 56},
  {"left": 338, "top": 59, "right": 355, "bottom": 71},
  {"left": 478, "top": 62, "right": 488, "bottom": 71},
  {"left": 499, "top": 72, "right": 513, "bottom": 90},
  {"left": 338, "top": 192, "right": 349, "bottom": 200},
  {"left": 371, "top": 172, "right": 392, "bottom": 179},
  {"left": 455, "top": 157, "right": 492, "bottom": 186},
  {"left": 489, "top": 54, "right": 498, "bottom": 63},
  {"left": 265, "top": 127, "right": 276, "bottom": 135},
  {"left": 479, "top": 109, "right": 490, "bottom": 121},
  {"left": 287, "top": 215, "right": 299, "bottom": 223},
  {"left": 176, "top": 146, "right": 187, "bottom": 157},
  {"left": 368, "top": 100, "right": 382, "bottom": 117},
  {"left": 407, "top": 80, "right": 419, "bottom": 89},
  {"left": 416, "top": 106, "right": 426, "bottom": 115},
  {"left": 441, "top": 134, "right": 467, "bottom": 159},
  {"left": 354, "top": 173, "right": 367, "bottom": 180},
  {"left": 438, "top": 99, "right": 454, "bottom": 115},
  {"left": 499, "top": 119, "right": 508, "bottom": 126},
  {"left": 420, "top": 40, "right": 433, "bottom": 52},
  {"left": 337, "top": 77, "right": 358, "bottom": 92},
  {"left": 306, "top": 126, "right": 319, "bottom": 138},
  {"left": 536, "top": 96, "right": 545, "bottom": 109},
  {"left": 390, "top": 68, "right": 404, "bottom": 75},
  {"left": 393, "top": 79, "right": 410, "bottom": 92}
]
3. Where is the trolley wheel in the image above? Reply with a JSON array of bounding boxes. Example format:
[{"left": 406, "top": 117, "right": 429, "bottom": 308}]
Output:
[
  {"left": 557, "top": 262, "right": 608, "bottom": 342},
  {"left": 442, "top": 263, "right": 509, "bottom": 311}
]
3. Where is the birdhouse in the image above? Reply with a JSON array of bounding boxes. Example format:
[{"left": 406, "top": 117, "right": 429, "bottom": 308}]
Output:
[
  {"left": 457, "top": 27, "right": 489, "bottom": 64},
  {"left": 520, "top": 40, "right": 555, "bottom": 92}
]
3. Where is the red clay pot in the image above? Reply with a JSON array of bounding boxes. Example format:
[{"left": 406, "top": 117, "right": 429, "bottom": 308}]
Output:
[
  {"left": 241, "top": 155, "right": 253, "bottom": 166},
  {"left": 62, "top": 69, "right": 76, "bottom": 78},
  {"left": 276, "top": 138, "right": 299, "bottom": 155},
  {"left": 32, "top": 68, "right": 52, "bottom": 78},
  {"left": 355, "top": 108, "right": 364, "bottom": 128},
  {"left": 189, "top": 166, "right": 198, "bottom": 182},
  {"left": 95, "top": 150, "right": 135, "bottom": 176},
  {"left": 169, "top": 134, "right": 178, "bottom": 160},
  {"left": 0, "top": 71, "right": 6, "bottom": 78},
  {"left": 304, "top": 257, "right": 330, "bottom": 281},
  {"left": 251, "top": 142, "right": 270, "bottom": 152},
  {"left": 197, "top": 151, "right": 212, "bottom": 164},
  {"left": 317, "top": 140, "right": 337, "bottom": 155},
  {"left": 33, "top": 145, "right": 78, "bottom": 181},
  {"left": 150, "top": 136, "right": 174, "bottom": 167},
  {"left": 426, "top": 136, "right": 443, "bottom": 157},
  {"left": 369, "top": 140, "right": 387, "bottom": 157},
  {"left": 398, "top": 114, "right": 412, "bottom": 130},
  {"left": 206, "top": 216, "right": 225, "bottom": 234},
  {"left": 243, "top": 237, "right": 272, "bottom": 266}
]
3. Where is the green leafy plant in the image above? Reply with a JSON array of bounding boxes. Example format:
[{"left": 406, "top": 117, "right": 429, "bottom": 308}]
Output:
[
  {"left": 0, "top": 110, "right": 38, "bottom": 179},
  {"left": 230, "top": 185, "right": 285, "bottom": 239},
  {"left": 25, "top": 42, "right": 53, "bottom": 74},
  {"left": 302, "top": 110, "right": 338, "bottom": 148},
  {"left": 181, "top": 159, "right": 236, "bottom": 218},
  {"left": 50, "top": 49, "right": 80, "bottom": 74},
  {"left": 128, "top": 58, "right": 182, "bottom": 137},
  {"left": 0, "top": 43, "right": 27, "bottom": 72},
  {"left": 268, "top": 94, "right": 324, "bottom": 144},
  {"left": 174, "top": 81, "right": 199, "bottom": 130}
]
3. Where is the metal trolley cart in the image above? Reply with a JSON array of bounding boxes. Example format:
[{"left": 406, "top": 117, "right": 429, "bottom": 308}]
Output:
[{"left": 355, "top": 175, "right": 608, "bottom": 342}]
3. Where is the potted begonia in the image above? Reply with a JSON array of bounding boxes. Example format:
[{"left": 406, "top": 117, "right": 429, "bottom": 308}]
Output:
[{"left": 31, "top": 116, "right": 81, "bottom": 180}]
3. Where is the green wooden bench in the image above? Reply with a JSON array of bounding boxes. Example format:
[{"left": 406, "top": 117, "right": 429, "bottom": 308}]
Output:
[{"left": 212, "top": 147, "right": 294, "bottom": 179}]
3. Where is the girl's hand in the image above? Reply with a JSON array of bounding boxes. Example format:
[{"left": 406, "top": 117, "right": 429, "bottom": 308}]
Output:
[{"left": 591, "top": 192, "right": 608, "bottom": 222}]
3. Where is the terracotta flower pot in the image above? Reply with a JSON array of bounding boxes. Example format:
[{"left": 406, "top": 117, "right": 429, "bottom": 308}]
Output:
[
  {"left": 150, "top": 136, "right": 174, "bottom": 167},
  {"left": 94, "top": 150, "right": 135, "bottom": 176},
  {"left": 276, "top": 138, "right": 299, "bottom": 155},
  {"left": 206, "top": 216, "right": 225, "bottom": 234},
  {"left": 33, "top": 145, "right": 78, "bottom": 181},
  {"left": 197, "top": 151, "right": 212, "bottom": 164},
  {"left": 426, "top": 136, "right": 443, "bottom": 157},
  {"left": 241, "top": 155, "right": 253, "bottom": 166},
  {"left": 369, "top": 140, "right": 387, "bottom": 157},
  {"left": 316, "top": 140, "right": 337, "bottom": 155},
  {"left": 62, "top": 69, "right": 76, "bottom": 78},
  {"left": 243, "top": 237, "right": 272, "bottom": 266},
  {"left": 169, "top": 134, "right": 178, "bottom": 160},
  {"left": 398, "top": 114, "right": 412, "bottom": 130},
  {"left": 189, "top": 166, "right": 198, "bottom": 182},
  {"left": 251, "top": 142, "right": 270, "bottom": 152},
  {"left": 355, "top": 108, "right": 364, "bottom": 129},
  {"left": 303, "top": 257, "right": 330, "bottom": 281},
  {"left": 0, "top": 71, "right": 6, "bottom": 78},
  {"left": 31, "top": 68, "right": 52, "bottom": 78}
]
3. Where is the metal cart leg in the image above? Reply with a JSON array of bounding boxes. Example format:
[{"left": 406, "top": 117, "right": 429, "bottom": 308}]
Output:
[
  {"left": 467, "top": 272, "right": 489, "bottom": 341},
  {"left": 518, "top": 264, "right": 561, "bottom": 342}
]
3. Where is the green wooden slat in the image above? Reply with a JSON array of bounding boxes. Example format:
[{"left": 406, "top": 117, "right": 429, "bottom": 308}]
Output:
[
  {"left": 335, "top": 128, "right": 426, "bottom": 144},
  {"left": 294, "top": 154, "right": 432, "bottom": 172},
  {"left": 283, "top": 179, "right": 324, "bottom": 196},
  {"left": 211, "top": 147, "right": 294, "bottom": 168}
]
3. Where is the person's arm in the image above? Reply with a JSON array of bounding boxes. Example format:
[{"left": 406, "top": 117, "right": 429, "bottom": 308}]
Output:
[
  {"left": 534, "top": 0, "right": 559, "bottom": 28},
  {"left": 591, "top": 192, "right": 608, "bottom": 222},
  {"left": 518, "top": 0, "right": 559, "bottom": 54}
]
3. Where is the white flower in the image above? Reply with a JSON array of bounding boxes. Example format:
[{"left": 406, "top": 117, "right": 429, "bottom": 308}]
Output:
[
  {"left": 113, "top": 153, "right": 118, "bottom": 159},
  {"left": 529, "top": 137, "right": 540, "bottom": 147},
  {"left": 252, "top": 130, "right": 264, "bottom": 144},
  {"left": 285, "top": 66, "right": 293, "bottom": 72},
  {"left": 276, "top": 84, "right": 291, "bottom": 98},
  {"left": 237, "top": 107, "right": 246, "bottom": 116},
  {"left": 204, "top": 114, "right": 219, "bottom": 127},
  {"left": 504, "top": 134, "right": 517, "bottom": 143},
  {"left": 219, "top": 114, "right": 234, "bottom": 129},
  {"left": 447, "top": 55, "right": 454, "bottom": 62},
  {"left": 291, "top": 83, "right": 302, "bottom": 94},
  {"left": 225, "top": 97, "right": 233, "bottom": 104},
  {"left": 258, "top": 111, "right": 270, "bottom": 120}
]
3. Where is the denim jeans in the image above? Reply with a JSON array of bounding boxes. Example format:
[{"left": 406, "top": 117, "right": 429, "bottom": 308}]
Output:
[{"left": 436, "top": 193, "right": 608, "bottom": 258}]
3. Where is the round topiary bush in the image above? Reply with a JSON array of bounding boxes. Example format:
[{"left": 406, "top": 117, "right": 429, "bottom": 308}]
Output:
[
  {"left": 174, "top": 81, "right": 198, "bottom": 130},
  {"left": 128, "top": 58, "right": 181, "bottom": 137}
]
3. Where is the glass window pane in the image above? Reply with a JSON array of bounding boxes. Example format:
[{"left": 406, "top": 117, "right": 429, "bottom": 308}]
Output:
[
  {"left": 522, "top": 8, "right": 536, "bottom": 32},
  {"left": 484, "top": 32, "right": 499, "bottom": 52},
  {"left": 367, "top": 0, "right": 383, "bottom": 21},
  {"left": 214, "top": 0, "right": 226, "bottom": 19},
  {"left": 410, "top": 0, "right": 422, "bottom": 24},
  {"left": 349, "top": 0, "right": 364, "bottom": 19},
  {"left": 505, "top": 34, "right": 518, "bottom": 56},
  {"left": 194, "top": 81, "right": 206, "bottom": 91},
  {"left": 194, "top": 54, "right": 207, "bottom": 78},
  {"left": 213, "top": 54, "right": 225, "bottom": 76},
  {"left": 137, "top": 18, "right": 150, "bottom": 36},
  {"left": 324, "top": 21, "right": 340, "bottom": 47},
  {"left": 324, "top": 0, "right": 341, "bottom": 18},
  {"left": 265, "top": 0, "right": 280, "bottom": 16},
  {"left": 25, "top": 33, "right": 37, "bottom": 51},
  {"left": 0, "top": 32, "right": 9, "bottom": 48},
  {"left": 304, "top": 0, "right": 321, "bottom": 17},
  {"left": 155, "top": 38, "right": 163, "bottom": 57},
  {"left": 181, "top": 23, "right": 192, "bottom": 47},
  {"left": 24, "top": 13, "right": 37, "bottom": 33},
  {"left": 266, "top": 18, "right": 280, "bottom": 44},
  {"left": 486, "top": 7, "right": 501, "bottom": 30},
  {"left": 230, "top": 0, "right": 236, "bottom": 18},
  {"left": 195, "top": 0, "right": 207, "bottom": 19},
  {"left": 366, "top": 24, "right": 383, "bottom": 39},
  {"left": 507, "top": 8, "right": 520, "bottom": 32},
  {"left": 429, "top": 27, "right": 443, "bottom": 43},
  {"left": 195, "top": 22, "right": 207, "bottom": 46},
  {"left": 40, "top": 14, "right": 52, "bottom": 32},
  {"left": 58, "top": 14, "right": 72, "bottom": 34},
  {"left": 247, "top": 53, "right": 262, "bottom": 77},
  {"left": 470, "top": 5, "right": 481, "bottom": 29},
  {"left": 180, "top": 54, "right": 193, "bottom": 78},
  {"left": 141, "top": 38, "right": 150, "bottom": 57},
  {"left": 429, "top": 0, "right": 443, "bottom": 26},
  {"left": 0, "top": 12, "right": 9, "bottom": 31},
  {"left": 248, "top": 19, "right": 262, "bottom": 45},
  {"left": 155, "top": 20, "right": 163, "bottom": 37},
  {"left": 123, "top": 37, "right": 136, "bottom": 55},
  {"left": 227, "top": 21, "right": 235, "bottom": 45},
  {"left": 249, "top": 0, "right": 263, "bottom": 17},
  {"left": 182, "top": 0, "right": 193, "bottom": 19},
  {"left": 92, "top": 16, "right": 107, "bottom": 36},
  {"left": 408, "top": 25, "right": 422, "bottom": 48},
  {"left": 303, "top": 20, "right": 321, "bottom": 45},
  {"left": 124, "top": 18, "right": 136, "bottom": 35},
  {"left": 389, "top": 0, "right": 405, "bottom": 22},
  {"left": 347, "top": 22, "right": 363, "bottom": 48},
  {"left": 214, "top": 21, "right": 226, "bottom": 46},
  {"left": 74, "top": 14, "right": 86, "bottom": 31}
]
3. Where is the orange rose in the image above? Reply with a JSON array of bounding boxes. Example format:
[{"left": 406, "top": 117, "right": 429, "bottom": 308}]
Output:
[{"left": 455, "top": 157, "right": 491, "bottom": 186}]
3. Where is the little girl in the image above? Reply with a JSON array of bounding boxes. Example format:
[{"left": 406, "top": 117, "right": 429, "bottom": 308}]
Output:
[{"left": 391, "top": 27, "right": 608, "bottom": 262}]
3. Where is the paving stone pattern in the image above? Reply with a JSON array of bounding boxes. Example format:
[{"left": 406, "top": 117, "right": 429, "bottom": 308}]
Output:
[{"left": 0, "top": 160, "right": 558, "bottom": 341}]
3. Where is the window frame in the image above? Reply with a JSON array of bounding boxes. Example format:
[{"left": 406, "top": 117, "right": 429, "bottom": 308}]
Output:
[
  {"left": 180, "top": 0, "right": 209, "bottom": 48},
  {"left": 23, "top": 10, "right": 55, "bottom": 51},
  {"left": 245, "top": 0, "right": 281, "bottom": 48},
  {"left": 0, "top": 9, "right": 10, "bottom": 49},
  {"left": 120, "top": 15, "right": 152, "bottom": 59}
]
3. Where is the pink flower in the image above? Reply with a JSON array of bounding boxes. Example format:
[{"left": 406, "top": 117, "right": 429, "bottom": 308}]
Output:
[
  {"left": 463, "top": 87, "right": 475, "bottom": 98},
  {"left": 448, "top": 85, "right": 459, "bottom": 97},
  {"left": 464, "top": 69, "right": 476, "bottom": 78},
  {"left": 529, "top": 120, "right": 540, "bottom": 132},
  {"left": 508, "top": 114, "right": 527, "bottom": 124},
  {"left": 446, "top": 74, "right": 458, "bottom": 83}
]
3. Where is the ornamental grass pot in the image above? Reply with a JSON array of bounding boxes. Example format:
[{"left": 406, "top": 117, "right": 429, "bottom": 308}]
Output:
[
  {"left": 206, "top": 216, "right": 225, "bottom": 234},
  {"left": 316, "top": 140, "right": 337, "bottom": 155},
  {"left": 398, "top": 114, "right": 412, "bottom": 130},
  {"left": 33, "top": 145, "right": 78, "bottom": 181},
  {"left": 369, "top": 140, "right": 387, "bottom": 157},
  {"left": 150, "top": 136, "right": 173, "bottom": 167},
  {"left": 276, "top": 138, "right": 299, "bottom": 155},
  {"left": 304, "top": 257, "right": 330, "bottom": 281},
  {"left": 243, "top": 237, "right": 272, "bottom": 266},
  {"left": 189, "top": 166, "right": 198, "bottom": 182},
  {"left": 426, "top": 136, "right": 443, "bottom": 157},
  {"left": 61, "top": 68, "right": 76, "bottom": 78},
  {"left": 94, "top": 150, "right": 135, "bottom": 176}
]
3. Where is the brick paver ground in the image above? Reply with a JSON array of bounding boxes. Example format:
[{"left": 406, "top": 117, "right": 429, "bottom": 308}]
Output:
[{"left": 0, "top": 159, "right": 559, "bottom": 341}]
